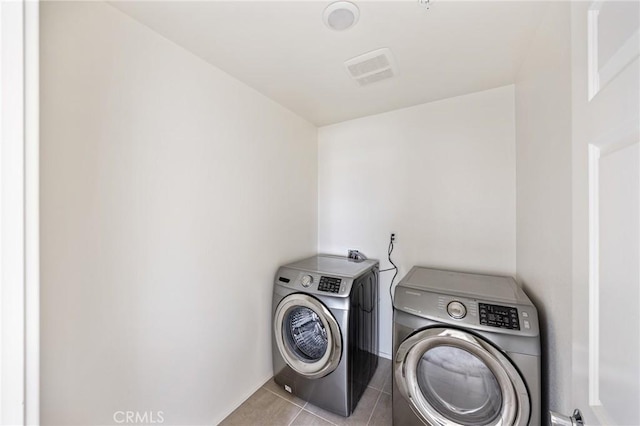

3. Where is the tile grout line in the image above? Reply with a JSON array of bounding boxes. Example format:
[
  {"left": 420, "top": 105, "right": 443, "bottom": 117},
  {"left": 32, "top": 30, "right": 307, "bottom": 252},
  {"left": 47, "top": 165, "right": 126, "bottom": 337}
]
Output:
[
  {"left": 299, "top": 408, "right": 339, "bottom": 426},
  {"left": 263, "top": 363, "right": 391, "bottom": 426},
  {"left": 286, "top": 406, "right": 304, "bottom": 426},
  {"left": 262, "top": 385, "right": 339, "bottom": 426},
  {"left": 382, "top": 359, "right": 392, "bottom": 392},
  {"left": 380, "top": 376, "right": 391, "bottom": 396},
  {"left": 262, "top": 386, "right": 308, "bottom": 410},
  {"left": 365, "top": 389, "right": 383, "bottom": 426}
]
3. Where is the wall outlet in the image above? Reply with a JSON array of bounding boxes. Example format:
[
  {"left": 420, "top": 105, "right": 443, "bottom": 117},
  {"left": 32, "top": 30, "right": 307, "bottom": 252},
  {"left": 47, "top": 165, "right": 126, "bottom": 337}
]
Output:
[{"left": 391, "top": 233, "right": 396, "bottom": 243}]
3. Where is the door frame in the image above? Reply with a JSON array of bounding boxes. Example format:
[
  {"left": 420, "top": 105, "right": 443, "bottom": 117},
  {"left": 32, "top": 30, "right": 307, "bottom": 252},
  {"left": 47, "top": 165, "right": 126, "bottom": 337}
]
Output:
[{"left": 0, "top": 1, "right": 39, "bottom": 424}]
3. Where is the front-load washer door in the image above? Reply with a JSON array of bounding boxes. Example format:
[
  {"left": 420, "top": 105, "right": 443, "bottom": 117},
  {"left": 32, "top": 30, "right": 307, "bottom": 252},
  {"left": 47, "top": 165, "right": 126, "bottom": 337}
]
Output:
[
  {"left": 274, "top": 293, "right": 342, "bottom": 379},
  {"left": 395, "top": 327, "right": 530, "bottom": 426}
]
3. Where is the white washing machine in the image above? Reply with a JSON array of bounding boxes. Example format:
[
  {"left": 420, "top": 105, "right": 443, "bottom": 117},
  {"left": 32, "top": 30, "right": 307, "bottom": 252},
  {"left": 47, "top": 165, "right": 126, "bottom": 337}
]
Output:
[
  {"left": 272, "top": 255, "right": 379, "bottom": 416},
  {"left": 393, "top": 267, "right": 541, "bottom": 426}
]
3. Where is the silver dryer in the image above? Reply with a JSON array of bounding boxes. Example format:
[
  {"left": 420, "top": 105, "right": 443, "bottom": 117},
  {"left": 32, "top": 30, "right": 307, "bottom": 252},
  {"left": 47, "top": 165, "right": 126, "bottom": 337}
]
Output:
[{"left": 393, "top": 267, "right": 541, "bottom": 425}]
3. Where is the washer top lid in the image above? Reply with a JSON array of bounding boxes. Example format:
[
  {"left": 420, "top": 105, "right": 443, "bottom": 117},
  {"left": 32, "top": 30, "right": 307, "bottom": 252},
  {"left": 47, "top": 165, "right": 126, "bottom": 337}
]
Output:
[
  {"left": 398, "top": 266, "right": 532, "bottom": 306},
  {"left": 283, "top": 254, "right": 378, "bottom": 278}
]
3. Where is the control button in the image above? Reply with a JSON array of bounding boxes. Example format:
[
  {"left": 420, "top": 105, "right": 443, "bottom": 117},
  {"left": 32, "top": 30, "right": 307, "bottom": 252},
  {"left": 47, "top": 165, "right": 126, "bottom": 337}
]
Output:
[
  {"left": 524, "top": 320, "right": 530, "bottom": 329},
  {"left": 447, "top": 301, "right": 467, "bottom": 319},
  {"left": 301, "top": 275, "right": 313, "bottom": 288},
  {"left": 522, "top": 312, "right": 529, "bottom": 318}
]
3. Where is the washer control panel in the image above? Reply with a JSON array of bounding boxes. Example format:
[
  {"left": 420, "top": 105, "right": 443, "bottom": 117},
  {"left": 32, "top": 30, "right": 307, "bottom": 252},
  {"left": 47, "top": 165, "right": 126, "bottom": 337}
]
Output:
[
  {"left": 479, "top": 303, "right": 520, "bottom": 330},
  {"left": 275, "top": 265, "right": 373, "bottom": 298},
  {"left": 318, "top": 276, "right": 342, "bottom": 293}
]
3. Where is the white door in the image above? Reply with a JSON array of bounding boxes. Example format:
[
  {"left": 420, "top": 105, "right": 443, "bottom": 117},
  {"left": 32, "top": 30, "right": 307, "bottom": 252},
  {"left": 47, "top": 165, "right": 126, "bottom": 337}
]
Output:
[{"left": 569, "top": 1, "right": 640, "bottom": 424}]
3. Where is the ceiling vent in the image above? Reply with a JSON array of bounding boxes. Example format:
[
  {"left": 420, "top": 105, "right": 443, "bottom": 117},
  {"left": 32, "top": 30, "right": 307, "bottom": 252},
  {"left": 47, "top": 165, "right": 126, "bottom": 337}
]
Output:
[{"left": 344, "top": 48, "right": 397, "bottom": 87}]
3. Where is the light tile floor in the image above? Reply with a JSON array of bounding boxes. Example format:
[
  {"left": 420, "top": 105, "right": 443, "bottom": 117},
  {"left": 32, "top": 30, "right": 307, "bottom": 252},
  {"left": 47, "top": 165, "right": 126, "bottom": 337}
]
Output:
[{"left": 220, "top": 357, "right": 392, "bottom": 426}]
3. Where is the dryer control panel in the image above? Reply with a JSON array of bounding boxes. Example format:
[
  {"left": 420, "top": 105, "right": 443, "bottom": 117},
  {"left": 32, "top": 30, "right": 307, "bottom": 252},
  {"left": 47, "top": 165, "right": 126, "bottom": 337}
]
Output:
[
  {"left": 479, "top": 303, "right": 520, "bottom": 330},
  {"left": 393, "top": 287, "right": 539, "bottom": 337}
]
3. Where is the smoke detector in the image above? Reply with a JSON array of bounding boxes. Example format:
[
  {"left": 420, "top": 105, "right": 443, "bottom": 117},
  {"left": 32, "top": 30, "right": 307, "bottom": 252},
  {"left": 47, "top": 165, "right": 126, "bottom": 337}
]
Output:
[
  {"left": 344, "top": 48, "right": 397, "bottom": 87},
  {"left": 323, "top": 1, "right": 360, "bottom": 31}
]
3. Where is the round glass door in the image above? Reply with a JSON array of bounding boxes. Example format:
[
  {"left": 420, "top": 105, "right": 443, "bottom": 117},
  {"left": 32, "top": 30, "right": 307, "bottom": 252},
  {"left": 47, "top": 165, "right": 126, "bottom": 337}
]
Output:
[
  {"left": 417, "top": 346, "right": 502, "bottom": 424},
  {"left": 395, "top": 328, "right": 530, "bottom": 426},
  {"left": 274, "top": 294, "right": 342, "bottom": 378},
  {"left": 284, "top": 306, "right": 328, "bottom": 362}
]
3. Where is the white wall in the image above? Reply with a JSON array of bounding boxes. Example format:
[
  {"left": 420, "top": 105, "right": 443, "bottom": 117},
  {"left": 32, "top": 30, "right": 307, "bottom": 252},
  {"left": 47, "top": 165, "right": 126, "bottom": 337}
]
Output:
[
  {"left": 514, "top": 2, "right": 572, "bottom": 421},
  {"left": 40, "top": 2, "right": 317, "bottom": 425},
  {"left": 318, "top": 85, "right": 517, "bottom": 357}
]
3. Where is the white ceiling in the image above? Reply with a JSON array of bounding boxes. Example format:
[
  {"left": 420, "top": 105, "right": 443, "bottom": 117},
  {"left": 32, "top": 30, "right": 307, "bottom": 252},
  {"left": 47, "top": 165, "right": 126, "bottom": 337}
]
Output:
[{"left": 110, "top": 1, "right": 545, "bottom": 126}]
